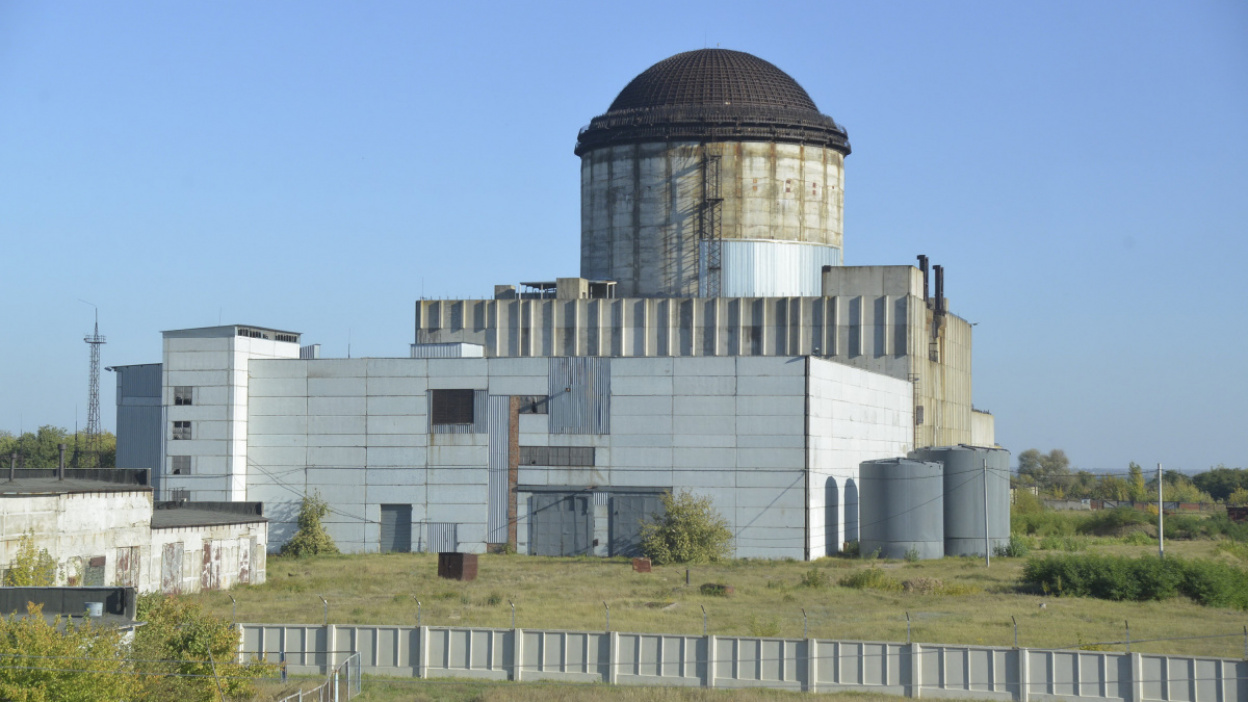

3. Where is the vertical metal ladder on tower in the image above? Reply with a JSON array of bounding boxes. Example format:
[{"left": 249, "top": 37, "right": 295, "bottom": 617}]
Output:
[{"left": 699, "top": 150, "right": 724, "bottom": 298}]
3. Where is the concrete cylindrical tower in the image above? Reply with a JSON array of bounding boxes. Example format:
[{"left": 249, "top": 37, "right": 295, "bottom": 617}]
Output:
[{"left": 576, "top": 49, "right": 851, "bottom": 299}]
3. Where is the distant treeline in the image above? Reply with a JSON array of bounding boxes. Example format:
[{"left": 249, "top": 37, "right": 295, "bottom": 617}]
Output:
[
  {"left": 1014, "top": 448, "right": 1248, "bottom": 505},
  {"left": 0, "top": 426, "right": 116, "bottom": 469}
]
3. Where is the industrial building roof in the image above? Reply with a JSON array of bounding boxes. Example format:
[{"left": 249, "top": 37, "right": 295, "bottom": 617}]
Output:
[
  {"left": 608, "top": 49, "right": 819, "bottom": 112},
  {"left": 150, "top": 507, "right": 266, "bottom": 529},
  {"left": 0, "top": 469, "right": 151, "bottom": 496},
  {"left": 151, "top": 500, "right": 266, "bottom": 528},
  {"left": 576, "top": 49, "right": 850, "bottom": 156}
]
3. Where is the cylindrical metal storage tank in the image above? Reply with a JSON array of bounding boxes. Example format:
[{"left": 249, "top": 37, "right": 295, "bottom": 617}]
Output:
[
  {"left": 576, "top": 49, "right": 851, "bottom": 299},
  {"left": 858, "top": 459, "right": 945, "bottom": 560},
  {"left": 909, "top": 446, "right": 1011, "bottom": 557}
]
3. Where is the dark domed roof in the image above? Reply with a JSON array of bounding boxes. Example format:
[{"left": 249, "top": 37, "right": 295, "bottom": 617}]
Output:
[
  {"left": 576, "top": 49, "right": 849, "bottom": 157},
  {"left": 608, "top": 49, "right": 820, "bottom": 113}
]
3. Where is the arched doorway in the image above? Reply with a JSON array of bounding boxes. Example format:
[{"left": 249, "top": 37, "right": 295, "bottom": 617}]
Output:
[{"left": 825, "top": 477, "right": 839, "bottom": 556}]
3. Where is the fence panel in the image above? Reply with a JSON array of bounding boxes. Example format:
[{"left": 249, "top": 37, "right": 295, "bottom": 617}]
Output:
[{"left": 239, "top": 623, "right": 1248, "bottom": 702}]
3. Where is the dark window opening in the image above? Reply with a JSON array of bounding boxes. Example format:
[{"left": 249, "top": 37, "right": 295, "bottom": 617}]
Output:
[
  {"left": 517, "top": 395, "right": 549, "bottom": 414},
  {"left": 174, "top": 386, "right": 193, "bottom": 406},
  {"left": 431, "top": 389, "right": 474, "bottom": 425},
  {"left": 171, "top": 456, "right": 191, "bottom": 475},
  {"left": 172, "top": 421, "right": 191, "bottom": 440}
]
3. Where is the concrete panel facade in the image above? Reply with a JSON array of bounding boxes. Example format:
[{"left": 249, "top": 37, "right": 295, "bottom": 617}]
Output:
[{"left": 236, "top": 353, "right": 911, "bottom": 560}]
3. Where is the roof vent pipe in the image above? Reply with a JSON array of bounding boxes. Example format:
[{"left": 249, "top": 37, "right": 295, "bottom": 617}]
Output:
[
  {"left": 58, "top": 443, "right": 66, "bottom": 480},
  {"left": 917, "top": 255, "right": 929, "bottom": 301}
]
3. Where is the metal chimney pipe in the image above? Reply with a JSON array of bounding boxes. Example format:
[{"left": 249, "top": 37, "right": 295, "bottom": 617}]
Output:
[
  {"left": 58, "top": 443, "right": 66, "bottom": 480},
  {"left": 9, "top": 451, "right": 15, "bottom": 482},
  {"left": 933, "top": 265, "right": 945, "bottom": 315},
  {"left": 917, "top": 255, "right": 929, "bottom": 301}
]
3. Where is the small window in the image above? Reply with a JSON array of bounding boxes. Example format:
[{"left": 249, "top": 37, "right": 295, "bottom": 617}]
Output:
[
  {"left": 174, "top": 386, "right": 193, "bottom": 406},
  {"left": 172, "top": 421, "right": 191, "bottom": 440},
  {"left": 517, "top": 395, "right": 548, "bottom": 414},
  {"left": 431, "top": 389, "right": 474, "bottom": 425},
  {"left": 169, "top": 488, "right": 190, "bottom": 502},
  {"left": 171, "top": 456, "right": 191, "bottom": 475}
]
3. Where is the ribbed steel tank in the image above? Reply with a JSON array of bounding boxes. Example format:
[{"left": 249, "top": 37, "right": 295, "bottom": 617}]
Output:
[
  {"left": 909, "top": 446, "right": 1011, "bottom": 557},
  {"left": 575, "top": 49, "right": 851, "bottom": 299},
  {"left": 858, "top": 458, "right": 945, "bottom": 560}
]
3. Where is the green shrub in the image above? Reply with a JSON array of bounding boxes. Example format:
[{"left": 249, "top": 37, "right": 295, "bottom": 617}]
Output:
[
  {"left": 280, "top": 491, "right": 339, "bottom": 557},
  {"left": 1022, "top": 554, "right": 1248, "bottom": 609},
  {"left": 1078, "top": 507, "right": 1150, "bottom": 536},
  {"left": 839, "top": 566, "right": 902, "bottom": 592},
  {"left": 1012, "top": 509, "right": 1081, "bottom": 537},
  {"left": 799, "top": 568, "right": 829, "bottom": 588},
  {"left": 747, "top": 616, "right": 781, "bottom": 637},
  {"left": 840, "top": 541, "right": 860, "bottom": 558},
  {"left": 640, "top": 491, "right": 734, "bottom": 565},
  {"left": 3, "top": 533, "right": 57, "bottom": 586},
  {"left": 904, "top": 546, "right": 921, "bottom": 562},
  {"left": 994, "top": 534, "right": 1030, "bottom": 558}
]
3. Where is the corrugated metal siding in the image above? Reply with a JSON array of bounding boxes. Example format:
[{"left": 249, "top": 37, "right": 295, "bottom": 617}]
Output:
[
  {"left": 427, "top": 523, "right": 458, "bottom": 553},
  {"left": 115, "top": 363, "right": 163, "bottom": 471},
  {"left": 428, "top": 389, "right": 488, "bottom": 434},
  {"left": 548, "top": 358, "right": 610, "bottom": 434},
  {"left": 486, "top": 396, "right": 510, "bottom": 544},
  {"left": 703, "top": 240, "right": 841, "bottom": 298},
  {"left": 380, "top": 504, "right": 413, "bottom": 553}
]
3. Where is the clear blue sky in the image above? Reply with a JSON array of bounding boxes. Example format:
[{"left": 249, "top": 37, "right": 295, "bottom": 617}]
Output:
[{"left": 2, "top": 1, "right": 1245, "bottom": 472}]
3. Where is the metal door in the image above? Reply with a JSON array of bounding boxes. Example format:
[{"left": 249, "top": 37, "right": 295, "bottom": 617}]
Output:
[
  {"left": 380, "top": 504, "right": 413, "bottom": 553},
  {"left": 161, "top": 542, "right": 183, "bottom": 594},
  {"left": 529, "top": 494, "right": 593, "bottom": 556},
  {"left": 610, "top": 494, "right": 664, "bottom": 557}
]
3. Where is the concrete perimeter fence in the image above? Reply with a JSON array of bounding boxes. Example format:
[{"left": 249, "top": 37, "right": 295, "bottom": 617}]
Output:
[{"left": 241, "top": 623, "right": 1248, "bottom": 701}]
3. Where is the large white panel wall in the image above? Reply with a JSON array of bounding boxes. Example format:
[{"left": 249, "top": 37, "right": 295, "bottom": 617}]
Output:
[{"left": 807, "top": 357, "right": 913, "bottom": 557}]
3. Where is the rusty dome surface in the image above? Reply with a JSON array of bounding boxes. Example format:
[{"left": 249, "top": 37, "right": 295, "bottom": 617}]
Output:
[{"left": 576, "top": 49, "right": 850, "bottom": 156}]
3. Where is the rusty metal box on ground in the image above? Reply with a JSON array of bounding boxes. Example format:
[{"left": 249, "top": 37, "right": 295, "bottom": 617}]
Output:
[{"left": 437, "top": 552, "right": 478, "bottom": 581}]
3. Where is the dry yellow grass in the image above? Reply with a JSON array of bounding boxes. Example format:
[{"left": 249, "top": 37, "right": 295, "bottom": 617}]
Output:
[{"left": 191, "top": 538, "right": 1248, "bottom": 660}]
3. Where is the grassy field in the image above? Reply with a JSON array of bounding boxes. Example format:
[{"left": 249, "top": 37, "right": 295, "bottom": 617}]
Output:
[{"left": 193, "top": 536, "right": 1248, "bottom": 660}]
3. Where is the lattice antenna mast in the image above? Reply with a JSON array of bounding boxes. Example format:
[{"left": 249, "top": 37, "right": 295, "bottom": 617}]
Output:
[{"left": 83, "top": 307, "right": 106, "bottom": 469}]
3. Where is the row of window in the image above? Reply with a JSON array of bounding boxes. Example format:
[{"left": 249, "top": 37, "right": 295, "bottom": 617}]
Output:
[{"left": 168, "top": 390, "right": 552, "bottom": 438}]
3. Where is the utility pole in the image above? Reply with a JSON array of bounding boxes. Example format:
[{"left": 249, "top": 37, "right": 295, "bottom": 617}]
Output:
[
  {"left": 983, "top": 458, "right": 990, "bottom": 567},
  {"left": 1157, "top": 463, "right": 1164, "bottom": 560}
]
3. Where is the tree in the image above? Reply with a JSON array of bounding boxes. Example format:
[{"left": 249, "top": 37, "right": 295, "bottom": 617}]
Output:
[
  {"left": 1226, "top": 487, "right": 1248, "bottom": 506},
  {"left": 1127, "top": 463, "right": 1148, "bottom": 502},
  {"left": 639, "top": 491, "right": 733, "bottom": 565},
  {"left": 0, "top": 426, "right": 116, "bottom": 469},
  {"left": 1017, "top": 448, "right": 1072, "bottom": 495},
  {"left": 280, "top": 492, "right": 339, "bottom": 557},
  {"left": 3, "top": 533, "right": 57, "bottom": 586},
  {"left": 1192, "top": 466, "right": 1248, "bottom": 502},
  {"left": 131, "top": 594, "right": 272, "bottom": 702},
  {"left": 0, "top": 603, "right": 137, "bottom": 701}
]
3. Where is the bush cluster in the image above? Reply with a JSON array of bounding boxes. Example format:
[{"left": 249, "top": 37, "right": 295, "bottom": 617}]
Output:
[
  {"left": 1022, "top": 554, "right": 1248, "bottom": 610},
  {"left": 839, "top": 567, "right": 902, "bottom": 592},
  {"left": 639, "top": 491, "right": 733, "bottom": 565}
]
